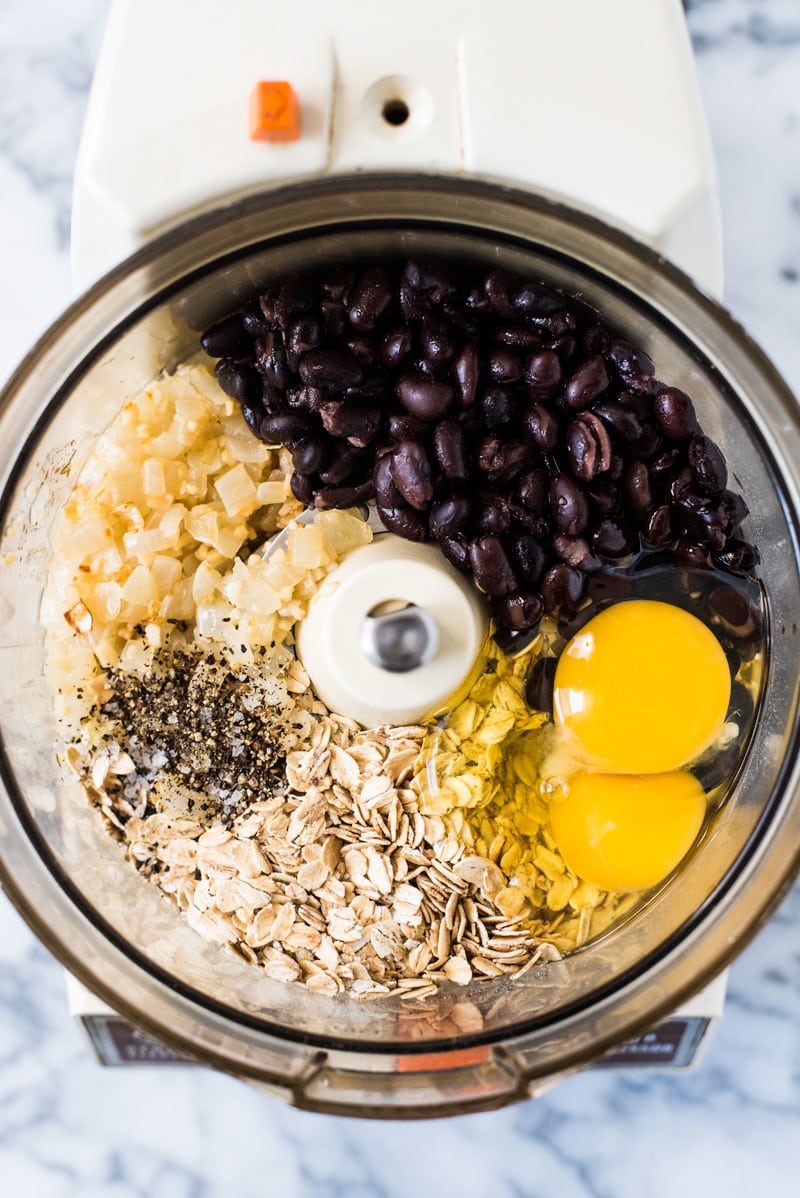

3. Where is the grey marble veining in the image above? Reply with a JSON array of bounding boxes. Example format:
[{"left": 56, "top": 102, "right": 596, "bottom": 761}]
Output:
[{"left": 1, "top": 0, "right": 799, "bottom": 1194}]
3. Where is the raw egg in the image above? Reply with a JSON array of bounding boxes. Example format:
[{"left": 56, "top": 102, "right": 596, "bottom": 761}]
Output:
[
  {"left": 553, "top": 600, "right": 730, "bottom": 773},
  {"left": 549, "top": 771, "right": 707, "bottom": 891}
]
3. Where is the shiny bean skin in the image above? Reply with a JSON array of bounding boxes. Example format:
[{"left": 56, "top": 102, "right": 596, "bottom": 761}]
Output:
[
  {"left": 441, "top": 535, "right": 471, "bottom": 572},
  {"left": 430, "top": 496, "right": 472, "bottom": 540},
  {"left": 453, "top": 344, "right": 480, "bottom": 408},
  {"left": 517, "top": 469, "right": 549, "bottom": 516},
  {"left": 396, "top": 374, "right": 455, "bottom": 421},
  {"left": 291, "top": 437, "right": 327, "bottom": 474},
  {"left": 541, "top": 564, "right": 584, "bottom": 618},
  {"left": 550, "top": 476, "right": 590, "bottom": 536},
  {"left": 689, "top": 434, "right": 728, "bottom": 495},
  {"left": 523, "top": 349, "right": 563, "bottom": 399},
  {"left": 347, "top": 266, "right": 393, "bottom": 331},
  {"left": 468, "top": 536, "right": 518, "bottom": 595},
  {"left": 433, "top": 419, "right": 470, "bottom": 480},
  {"left": 654, "top": 387, "right": 698, "bottom": 441},
  {"left": 512, "top": 534, "right": 547, "bottom": 587},
  {"left": 299, "top": 347, "right": 364, "bottom": 389},
  {"left": 564, "top": 355, "right": 610, "bottom": 410},
  {"left": 381, "top": 328, "right": 414, "bottom": 369},
  {"left": 201, "top": 315, "right": 253, "bottom": 360},
  {"left": 314, "top": 480, "right": 375, "bottom": 508},
  {"left": 215, "top": 359, "right": 260, "bottom": 405},
  {"left": 320, "top": 445, "right": 368, "bottom": 486},
  {"left": 522, "top": 403, "right": 559, "bottom": 450},
  {"left": 492, "top": 592, "right": 543, "bottom": 631},
  {"left": 421, "top": 314, "right": 459, "bottom": 367},
  {"left": 389, "top": 440, "right": 435, "bottom": 510},
  {"left": 377, "top": 503, "right": 429, "bottom": 542}
]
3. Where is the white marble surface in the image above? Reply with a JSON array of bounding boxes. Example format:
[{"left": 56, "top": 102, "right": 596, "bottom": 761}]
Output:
[{"left": 1, "top": 0, "right": 799, "bottom": 1192}]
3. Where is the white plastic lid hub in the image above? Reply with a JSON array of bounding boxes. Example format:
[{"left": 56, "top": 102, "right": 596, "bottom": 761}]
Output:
[{"left": 297, "top": 534, "right": 488, "bottom": 727}]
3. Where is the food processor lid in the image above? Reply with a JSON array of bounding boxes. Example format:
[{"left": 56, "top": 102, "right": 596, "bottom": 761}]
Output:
[{"left": 1, "top": 175, "right": 799, "bottom": 1103}]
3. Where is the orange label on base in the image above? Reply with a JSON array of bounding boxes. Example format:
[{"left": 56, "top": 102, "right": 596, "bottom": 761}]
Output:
[{"left": 396, "top": 1045, "right": 490, "bottom": 1073}]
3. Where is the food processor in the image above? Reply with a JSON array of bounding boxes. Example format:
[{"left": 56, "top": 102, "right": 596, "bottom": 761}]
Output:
[{"left": 0, "top": 0, "right": 799, "bottom": 1117}]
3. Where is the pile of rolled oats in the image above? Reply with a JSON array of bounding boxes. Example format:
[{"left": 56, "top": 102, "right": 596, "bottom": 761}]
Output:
[{"left": 44, "top": 362, "right": 631, "bottom": 1000}]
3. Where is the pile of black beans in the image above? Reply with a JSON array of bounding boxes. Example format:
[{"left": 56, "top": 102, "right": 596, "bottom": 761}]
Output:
[{"left": 201, "top": 258, "right": 760, "bottom": 632}]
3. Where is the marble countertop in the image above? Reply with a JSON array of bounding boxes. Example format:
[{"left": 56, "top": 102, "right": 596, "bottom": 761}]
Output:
[{"left": 1, "top": 0, "right": 799, "bottom": 1193}]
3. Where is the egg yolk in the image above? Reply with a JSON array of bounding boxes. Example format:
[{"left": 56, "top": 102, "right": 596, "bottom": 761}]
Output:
[
  {"left": 549, "top": 771, "right": 706, "bottom": 891},
  {"left": 553, "top": 600, "right": 730, "bottom": 773}
]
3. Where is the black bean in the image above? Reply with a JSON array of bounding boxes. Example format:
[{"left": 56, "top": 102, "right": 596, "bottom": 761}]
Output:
[
  {"left": 654, "top": 387, "right": 698, "bottom": 441},
  {"left": 347, "top": 266, "right": 393, "bottom": 331},
  {"left": 374, "top": 453, "right": 403, "bottom": 508},
  {"left": 645, "top": 504, "right": 674, "bottom": 545},
  {"left": 403, "top": 258, "right": 458, "bottom": 303},
  {"left": 476, "top": 436, "right": 503, "bottom": 475},
  {"left": 509, "top": 505, "right": 550, "bottom": 538},
  {"left": 673, "top": 538, "right": 711, "bottom": 569},
  {"left": 291, "top": 437, "right": 327, "bottom": 474},
  {"left": 580, "top": 323, "right": 609, "bottom": 356},
  {"left": 215, "top": 359, "right": 260, "bottom": 405},
  {"left": 513, "top": 282, "right": 565, "bottom": 317},
  {"left": 512, "top": 534, "right": 547, "bottom": 587},
  {"left": 689, "top": 434, "right": 728, "bottom": 495},
  {"left": 290, "top": 472, "right": 315, "bottom": 505},
  {"left": 468, "top": 536, "right": 518, "bottom": 595},
  {"left": 346, "top": 336, "right": 379, "bottom": 368},
  {"left": 441, "top": 535, "right": 470, "bottom": 571},
  {"left": 399, "top": 281, "right": 430, "bottom": 322},
  {"left": 482, "top": 386, "right": 517, "bottom": 433},
  {"left": 321, "top": 299, "right": 348, "bottom": 338},
  {"left": 389, "top": 440, "right": 434, "bottom": 510},
  {"left": 525, "top": 655, "right": 557, "bottom": 712},
  {"left": 319, "top": 401, "right": 381, "bottom": 445},
  {"left": 430, "top": 496, "right": 472, "bottom": 540},
  {"left": 566, "top": 412, "right": 612, "bottom": 481},
  {"left": 286, "top": 384, "right": 326, "bottom": 412},
  {"left": 381, "top": 328, "right": 414, "bottom": 369},
  {"left": 592, "top": 518, "right": 636, "bottom": 558},
  {"left": 586, "top": 480, "right": 620, "bottom": 516},
  {"left": 320, "top": 445, "right": 369, "bottom": 486},
  {"left": 242, "top": 306, "right": 268, "bottom": 338},
  {"left": 421, "top": 314, "right": 458, "bottom": 368},
  {"left": 287, "top": 316, "right": 323, "bottom": 357},
  {"left": 630, "top": 423, "right": 662, "bottom": 461},
  {"left": 240, "top": 398, "right": 267, "bottom": 438},
  {"left": 453, "top": 344, "right": 480, "bottom": 408},
  {"left": 255, "top": 333, "right": 291, "bottom": 389},
  {"left": 299, "top": 347, "right": 364, "bottom": 389},
  {"left": 624, "top": 461, "right": 653, "bottom": 521},
  {"left": 523, "top": 349, "right": 563, "bottom": 399},
  {"left": 432, "top": 419, "right": 469, "bottom": 481},
  {"left": 386, "top": 412, "right": 426, "bottom": 443},
  {"left": 523, "top": 403, "right": 559, "bottom": 451},
  {"left": 708, "top": 584, "right": 758, "bottom": 637},
  {"left": 552, "top": 534, "right": 601, "bottom": 572},
  {"left": 315, "top": 479, "right": 375, "bottom": 508},
  {"left": 593, "top": 401, "right": 642, "bottom": 442},
  {"left": 495, "top": 325, "right": 541, "bottom": 349},
  {"left": 492, "top": 592, "right": 543, "bottom": 631},
  {"left": 274, "top": 279, "right": 315, "bottom": 329},
  {"left": 396, "top": 374, "right": 454, "bottom": 421},
  {"left": 378, "top": 503, "right": 429, "bottom": 541},
  {"left": 260, "top": 412, "right": 310, "bottom": 443},
  {"left": 201, "top": 315, "right": 252, "bottom": 360},
  {"left": 486, "top": 441, "right": 533, "bottom": 487},
  {"left": 541, "top": 564, "right": 584, "bottom": 619},
  {"left": 715, "top": 538, "right": 760, "bottom": 574},
  {"left": 517, "top": 469, "right": 549, "bottom": 516},
  {"left": 488, "top": 348, "right": 522, "bottom": 383},
  {"left": 564, "top": 355, "right": 610, "bottom": 410},
  {"left": 550, "top": 476, "right": 590, "bottom": 535},
  {"left": 650, "top": 447, "right": 683, "bottom": 478},
  {"left": 484, "top": 271, "right": 516, "bottom": 317},
  {"left": 604, "top": 338, "right": 654, "bottom": 390},
  {"left": 719, "top": 490, "right": 749, "bottom": 532},
  {"left": 320, "top": 267, "right": 354, "bottom": 303},
  {"left": 474, "top": 493, "right": 511, "bottom": 535}
]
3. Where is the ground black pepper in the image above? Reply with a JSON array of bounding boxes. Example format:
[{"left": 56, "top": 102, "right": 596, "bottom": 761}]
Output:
[{"left": 94, "top": 648, "right": 290, "bottom": 824}]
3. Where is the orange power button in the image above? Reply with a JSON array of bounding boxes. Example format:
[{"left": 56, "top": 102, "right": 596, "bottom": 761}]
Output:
[{"left": 249, "top": 81, "right": 300, "bottom": 142}]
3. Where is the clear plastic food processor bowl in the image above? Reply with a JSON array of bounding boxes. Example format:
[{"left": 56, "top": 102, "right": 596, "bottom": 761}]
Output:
[{"left": 1, "top": 177, "right": 799, "bottom": 1117}]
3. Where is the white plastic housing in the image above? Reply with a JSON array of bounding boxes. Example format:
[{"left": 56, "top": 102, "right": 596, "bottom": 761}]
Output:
[{"left": 72, "top": 0, "right": 722, "bottom": 294}]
